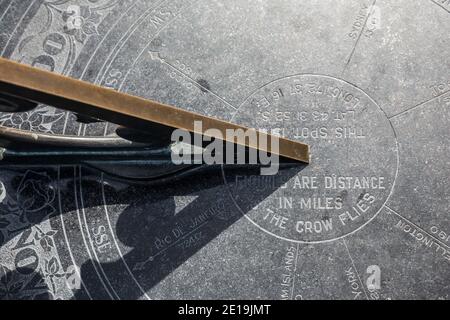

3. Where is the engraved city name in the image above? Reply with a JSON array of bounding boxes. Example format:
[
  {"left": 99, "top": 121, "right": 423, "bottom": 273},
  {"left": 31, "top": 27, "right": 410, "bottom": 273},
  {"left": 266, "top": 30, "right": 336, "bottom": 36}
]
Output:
[{"left": 395, "top": 220, "right": 450, "bottom": 263}]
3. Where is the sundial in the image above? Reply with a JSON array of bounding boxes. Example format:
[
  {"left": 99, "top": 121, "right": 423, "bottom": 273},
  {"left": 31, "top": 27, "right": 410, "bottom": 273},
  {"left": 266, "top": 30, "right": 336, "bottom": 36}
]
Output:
[{"left": 0, "top": 0, "right": 448, "bottom": 300}]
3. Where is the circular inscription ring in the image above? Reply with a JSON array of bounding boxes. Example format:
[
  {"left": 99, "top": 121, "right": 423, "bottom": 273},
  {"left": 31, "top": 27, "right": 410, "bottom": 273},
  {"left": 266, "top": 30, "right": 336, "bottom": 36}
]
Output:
[{"left": 223, "top": 74, "right": 399, "bottom": 243}]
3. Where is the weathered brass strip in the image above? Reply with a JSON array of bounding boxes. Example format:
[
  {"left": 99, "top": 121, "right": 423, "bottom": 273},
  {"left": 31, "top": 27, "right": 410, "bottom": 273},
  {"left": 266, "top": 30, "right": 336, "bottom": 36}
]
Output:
[{"left": 0, "top": 57, "right": 309, "bottom": 163}]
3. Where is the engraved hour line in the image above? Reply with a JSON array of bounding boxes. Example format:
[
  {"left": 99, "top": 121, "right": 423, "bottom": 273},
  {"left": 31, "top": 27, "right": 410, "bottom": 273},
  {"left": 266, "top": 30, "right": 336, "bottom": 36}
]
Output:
[
  {"left": 104, "top": 0, "right": 202, "bottom": 135},
  {"left": 94, "top": 0, "right": 168, "bottom": 88},
  {"left": 341, "top": 0, "right": 377, "bottom": 76},
  {"left": 57, "top": 167, "right": 93, "bottom": 300},
  {"left": 0, "top": 0, "right": 13, "bottom": 26},
  {"left": 153, "top": 51, "right": 238, "bottom": 111},
  {"left": 0, "top": 0, "right": 38, "bottom": 56},
  {"left": 342, "top": 239, "right": 369, "bottom": 300},
  {"left": 289, "top": 243, "right": 301, "bottom": 300},
  {"left": 63, "top": 0, "right": 168, "bottom": 135},
  {"left": 388, "top": 90, "right": 450, "bottom": 120},
  {"left": 100, "top": 174, "right": 152, "bottom": 300},
  {"left": 431, "top": 0, "right": 450, "bottom": 13},
  {"left": 135, "top": 219, "right": 209, "bottom": 270},
  {"left": 94, "top": 0, "right": 121, "bottom": 11},
  {"left": 72, "top": 167, "right": 116, "bottom": 300},
  {"left": 384, "top": 205, "right": 450, "bottom": 250},
  {"left": 78, "top": 167, "right": 121, "bottom": 300}
]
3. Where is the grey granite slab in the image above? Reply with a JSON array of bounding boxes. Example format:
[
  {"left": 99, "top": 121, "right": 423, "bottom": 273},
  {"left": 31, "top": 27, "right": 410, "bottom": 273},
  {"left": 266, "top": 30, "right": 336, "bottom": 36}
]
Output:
[{"left": 0, "top": 0, "right": 448, "bottom": 300}]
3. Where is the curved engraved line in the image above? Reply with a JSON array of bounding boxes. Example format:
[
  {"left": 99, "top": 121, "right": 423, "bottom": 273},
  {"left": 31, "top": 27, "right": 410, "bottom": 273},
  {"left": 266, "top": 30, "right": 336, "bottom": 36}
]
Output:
[
  {"left": 150, "top": 220, "right": 208, "bottom": 261},
  {"left": 57, "top": 166, "right": 93, "bottom": 299},
  {"left": 385, "top": 205, "right": 450, "bottom": 250},
  {"left": 94, "top": 0, "right": 168, "bottom": 87},
  {"left": 61, "top": 37, "right": 77, "bottom": 134},
  {"left": 75, "top": 0, "right": 179, "bottom": 286},
  {"left": 61, "top": 34, "right": 76, "bottom": 76},
  {"left": 431, "top": 0, "right": 450, "bottom": 13},
  {"left": 224, "top": 73, "right": 400, "bottom": 244},
  {"left": 160, "top": 59, "right": 237, "bottom": 111},
  {"left": 73, "top": 166, "right": 116, "bottom": 299},
  {"left": 289, "top": 243, "right": 300, "bottom": 300},
  {"left": 118, "top": 0, "right": 204, "bottom": 99},
  {"left": 107, "top": 0, "right": 204, "bottom": 130},
  {"left": 1, "top": 0, "right": 103, "bottom": 289},
  {"left": 78, "top": 0, "right": 168, "bottom": 136},
  {"left": 93, "top": 0, "right": 121, "bottom": 12},
  {"left": 78, "top": 166, "right": 120, "bottom": 299},
  {"left": 342, "top": 239, "right": 369, "bottom": 300},
  {"left": 100, "top": 173, "right": 151, "bottom": 300},
  {"left": 0, "top": 0, "right": 37, "bottom": 56},
  {"left": 76, "top": 0, "right": 201, "bottom": 297},
  {"left": 105, "top": 0, "right": 233, "bottom": 135},
  {"left": 341, "top": 0, "right": 377, "bottom": 76}
]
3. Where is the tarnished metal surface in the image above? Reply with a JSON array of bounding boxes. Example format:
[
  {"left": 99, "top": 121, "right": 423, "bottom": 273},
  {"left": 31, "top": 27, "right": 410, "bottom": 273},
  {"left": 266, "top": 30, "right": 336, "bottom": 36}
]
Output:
[
  {"left": 0, "top": 58, "right": 310, "bottom": 163},
  {"left": 0, "top": 0, "right": 448, "bottom": 300}
]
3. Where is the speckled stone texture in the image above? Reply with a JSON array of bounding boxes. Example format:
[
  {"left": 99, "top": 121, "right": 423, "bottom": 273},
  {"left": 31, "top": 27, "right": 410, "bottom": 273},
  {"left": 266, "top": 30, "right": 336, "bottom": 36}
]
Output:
[{"left": 0, "top": 0, "right": 448, "bottom": 300}]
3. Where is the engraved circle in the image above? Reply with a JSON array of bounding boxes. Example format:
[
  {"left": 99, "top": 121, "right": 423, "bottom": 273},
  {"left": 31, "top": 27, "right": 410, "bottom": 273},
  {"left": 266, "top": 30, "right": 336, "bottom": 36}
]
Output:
[{"left": 223, "top": 74, "right": 399, "bottom": 243}]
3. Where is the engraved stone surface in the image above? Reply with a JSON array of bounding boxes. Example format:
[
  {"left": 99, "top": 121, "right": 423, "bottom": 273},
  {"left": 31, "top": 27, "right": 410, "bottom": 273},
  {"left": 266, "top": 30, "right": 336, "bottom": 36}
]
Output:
[
  {"left": 225, "top": 74, "right": 398, "bottom": 243},
  {"left": 0, "top": 0, "right": 448, "bottom": 300}
]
